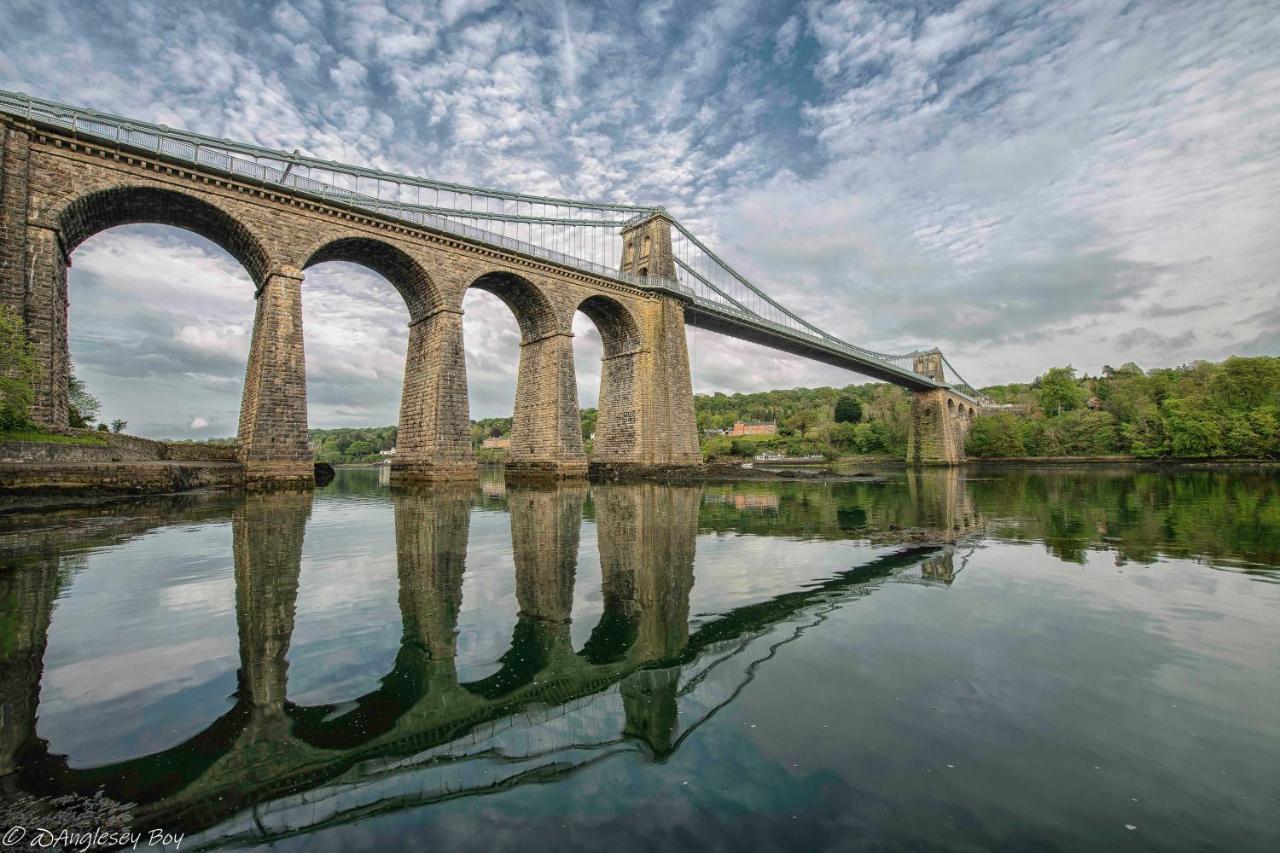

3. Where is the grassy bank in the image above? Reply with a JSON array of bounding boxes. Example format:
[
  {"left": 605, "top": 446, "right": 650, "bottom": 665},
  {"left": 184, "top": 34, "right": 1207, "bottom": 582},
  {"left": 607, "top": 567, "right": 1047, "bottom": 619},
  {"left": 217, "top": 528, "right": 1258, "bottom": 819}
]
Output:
[{"left": 0, "top": 429, "right": 107, "bottom": 446}]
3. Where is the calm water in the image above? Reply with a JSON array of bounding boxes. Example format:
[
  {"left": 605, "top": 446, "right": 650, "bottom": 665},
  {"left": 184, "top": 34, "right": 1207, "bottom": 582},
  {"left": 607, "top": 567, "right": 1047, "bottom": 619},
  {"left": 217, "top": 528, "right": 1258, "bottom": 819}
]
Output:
[{"left": 1, "top": 466, "right": 1277, "bottom": 851}]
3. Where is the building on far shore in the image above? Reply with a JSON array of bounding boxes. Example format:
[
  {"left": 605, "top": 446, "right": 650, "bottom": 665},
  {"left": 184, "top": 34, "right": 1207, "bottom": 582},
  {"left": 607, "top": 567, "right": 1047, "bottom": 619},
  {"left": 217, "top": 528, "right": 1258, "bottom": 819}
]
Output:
[
  {"left": 482, "top": 436, "right": 511, "bottom": 449},
  {"left": 728, "top": 420, "right": 777, "bottom": 437}
]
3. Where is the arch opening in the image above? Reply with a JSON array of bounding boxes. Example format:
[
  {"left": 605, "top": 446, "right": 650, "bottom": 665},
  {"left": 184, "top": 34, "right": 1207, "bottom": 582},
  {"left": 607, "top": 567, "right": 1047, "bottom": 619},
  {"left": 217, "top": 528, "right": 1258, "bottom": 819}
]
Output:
[
  {"left": 298, "top": 258, "right": 410, "bottom": 450},
  {"left": 462, "top": 272, "right": 562, "bottom": 461},
  {"left": 31, "top": 186, "right": 271, "bottom": 433},
  {"left": 58, "top": 186, "right": 270, "bottom": 287},
  {"left": 62, "top": 224, "right": 256, "bottom": 437},
  {"left": 298, "top": 238, "right": 441, "bottom": 449},
  {"left": 573, "top": 295, "right": 642, "bottom": 463},
  {"left": 301, "top": 237, "right": 440, "bottom": 324}
]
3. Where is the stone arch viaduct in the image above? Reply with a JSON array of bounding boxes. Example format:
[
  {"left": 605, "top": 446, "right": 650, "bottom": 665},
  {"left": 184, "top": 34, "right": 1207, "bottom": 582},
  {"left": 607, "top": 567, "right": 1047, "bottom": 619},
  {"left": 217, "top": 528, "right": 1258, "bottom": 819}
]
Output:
[{"left": 1, "top": 96, "right": 987, "bottom": 485}]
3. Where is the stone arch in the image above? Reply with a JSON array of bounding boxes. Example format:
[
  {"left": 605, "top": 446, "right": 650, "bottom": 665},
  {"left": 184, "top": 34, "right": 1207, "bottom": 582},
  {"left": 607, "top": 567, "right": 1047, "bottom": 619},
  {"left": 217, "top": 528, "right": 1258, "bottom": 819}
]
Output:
[
  {"left": 26, "top": 185, "right": 273, "bottom": 428},
  {"left": 947, "top": 397, "right": 956, "bottom": 414},
  {"left": 55, "top": 184, "right": 271, "bottom": 287},
  {"left": 575, "top": 295, "right": 643, "bottom": 464},
  {"left": 462, "top": 272, "right": 585, "bottom": 478},
  {"left": 300, "top": 236, "right": 442, "bottom": 323},
  {"left": 467, "top": 271, "right": 560, "bottom": 342},
  {"left": 577, "top": 295, "right": 642, "bottom": 357}
]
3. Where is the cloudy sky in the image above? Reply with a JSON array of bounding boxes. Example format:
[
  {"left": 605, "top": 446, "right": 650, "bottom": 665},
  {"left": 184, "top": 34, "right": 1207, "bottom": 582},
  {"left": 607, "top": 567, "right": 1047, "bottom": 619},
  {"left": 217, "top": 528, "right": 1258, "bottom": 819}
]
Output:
[{"left": 2, "top": 0, "right": 1277, "bottom": 438}]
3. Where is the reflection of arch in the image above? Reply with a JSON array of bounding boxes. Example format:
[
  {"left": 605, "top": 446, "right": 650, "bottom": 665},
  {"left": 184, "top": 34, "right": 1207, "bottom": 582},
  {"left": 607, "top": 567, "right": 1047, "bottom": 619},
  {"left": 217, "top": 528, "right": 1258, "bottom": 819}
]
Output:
[
  {"left": 302, "top": 237, "right": 441, "bottom": 322},
  {"left": 467, "top": 271, "right": 559, "bottom": 342},
  {"left": 56, "top": 185, "right": 270, "bottom": 286}
]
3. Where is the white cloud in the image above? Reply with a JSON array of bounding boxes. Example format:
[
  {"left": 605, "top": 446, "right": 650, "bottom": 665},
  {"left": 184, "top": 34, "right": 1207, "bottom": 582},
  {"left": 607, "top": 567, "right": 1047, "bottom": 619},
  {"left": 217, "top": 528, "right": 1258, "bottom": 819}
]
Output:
[{"left": 0, "top": 0, "right": 1274, "bottom": 435}]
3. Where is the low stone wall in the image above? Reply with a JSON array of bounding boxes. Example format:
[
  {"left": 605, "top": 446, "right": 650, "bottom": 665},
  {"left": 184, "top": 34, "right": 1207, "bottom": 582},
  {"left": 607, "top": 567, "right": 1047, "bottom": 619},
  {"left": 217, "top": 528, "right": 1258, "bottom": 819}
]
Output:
[
  {"left": 0, "top": 461, "right": 244, "bottom": 496},
  {"left": 0, "top": 435, "right": 240, "bottom": 464},
  {"left": 163, "top": 442, "right": 239, "bottom": 462}
]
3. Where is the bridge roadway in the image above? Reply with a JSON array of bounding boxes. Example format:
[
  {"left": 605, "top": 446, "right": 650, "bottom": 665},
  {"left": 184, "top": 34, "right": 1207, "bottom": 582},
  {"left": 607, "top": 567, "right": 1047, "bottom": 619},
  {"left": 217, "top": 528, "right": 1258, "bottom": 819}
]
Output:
[{"left": 0, "top": 476, "right": 978, "bottom": 839}]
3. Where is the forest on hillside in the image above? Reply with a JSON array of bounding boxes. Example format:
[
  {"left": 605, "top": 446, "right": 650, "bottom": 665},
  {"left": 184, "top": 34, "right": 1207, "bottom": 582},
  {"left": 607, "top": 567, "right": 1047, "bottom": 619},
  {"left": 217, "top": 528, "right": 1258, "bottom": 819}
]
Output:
[
  {"left": 303, "top": 355, "right": 1280, "bottom": 464},
  {"left": 695, "top": 356, "right": 1280, "bottom": 460}
]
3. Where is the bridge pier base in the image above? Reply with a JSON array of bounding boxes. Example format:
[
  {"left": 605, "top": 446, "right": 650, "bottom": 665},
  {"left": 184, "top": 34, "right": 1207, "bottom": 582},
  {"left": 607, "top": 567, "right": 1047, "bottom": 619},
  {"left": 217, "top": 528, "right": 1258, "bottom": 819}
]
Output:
[
  {"left": 237, "top": 270, "right": 314, "bottom": 489},
  {"left": 906, "top": 388, "right": 974, "bottom": 466}
]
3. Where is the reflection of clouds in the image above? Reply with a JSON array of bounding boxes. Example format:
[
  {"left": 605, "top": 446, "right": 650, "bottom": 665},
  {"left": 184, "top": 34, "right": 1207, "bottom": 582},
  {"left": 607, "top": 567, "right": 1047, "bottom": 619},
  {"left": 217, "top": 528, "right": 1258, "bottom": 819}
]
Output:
[
  {"left": 455, "top": 510, "right": 519, "bottom": 680},
  {"left": 687, "top": 533, "right": 881, "bottom": 620},
  {"left": 159, "top": 576, "right": 235, "bottom": 615},
  {"left": 288, "top": 501, "right": 402, "bottom": 704},
  {"left": 41, "top": 636, "right": 236, "bottom": 708}
]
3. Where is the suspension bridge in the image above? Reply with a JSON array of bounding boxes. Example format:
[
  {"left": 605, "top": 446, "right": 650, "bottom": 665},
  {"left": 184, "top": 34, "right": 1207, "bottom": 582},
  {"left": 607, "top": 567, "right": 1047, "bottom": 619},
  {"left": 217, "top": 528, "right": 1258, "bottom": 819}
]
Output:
[{"left": 0, "top": 90, "right": 990, "bottom": 481}]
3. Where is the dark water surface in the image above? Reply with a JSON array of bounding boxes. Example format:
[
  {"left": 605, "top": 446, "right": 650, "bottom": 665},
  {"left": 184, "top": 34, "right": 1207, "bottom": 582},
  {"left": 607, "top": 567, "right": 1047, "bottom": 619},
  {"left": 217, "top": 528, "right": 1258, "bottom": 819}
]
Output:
[{"left": 1, "top": 466, "right": 1277, "bottom": 851}]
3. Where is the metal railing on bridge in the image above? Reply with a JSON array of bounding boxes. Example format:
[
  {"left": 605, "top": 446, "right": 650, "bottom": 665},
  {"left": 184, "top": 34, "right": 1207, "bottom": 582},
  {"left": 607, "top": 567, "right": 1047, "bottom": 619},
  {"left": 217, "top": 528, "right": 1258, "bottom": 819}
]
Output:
[{"left": 0, "top": 89, "right": 992, "bottom": 406}]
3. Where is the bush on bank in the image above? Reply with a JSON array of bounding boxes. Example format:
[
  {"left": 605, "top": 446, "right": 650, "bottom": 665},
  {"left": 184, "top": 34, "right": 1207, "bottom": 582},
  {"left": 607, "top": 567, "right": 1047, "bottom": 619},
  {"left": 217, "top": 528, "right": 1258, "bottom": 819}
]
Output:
[{"left": 965, "top": 357, "right": 1280, "bottom": 459}]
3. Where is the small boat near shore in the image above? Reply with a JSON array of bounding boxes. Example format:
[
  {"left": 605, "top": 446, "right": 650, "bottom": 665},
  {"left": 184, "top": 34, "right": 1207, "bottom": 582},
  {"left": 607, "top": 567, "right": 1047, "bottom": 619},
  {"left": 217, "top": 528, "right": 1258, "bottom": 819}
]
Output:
[{"left": 753, "top": 451, "right": 828, "bottom": 465}]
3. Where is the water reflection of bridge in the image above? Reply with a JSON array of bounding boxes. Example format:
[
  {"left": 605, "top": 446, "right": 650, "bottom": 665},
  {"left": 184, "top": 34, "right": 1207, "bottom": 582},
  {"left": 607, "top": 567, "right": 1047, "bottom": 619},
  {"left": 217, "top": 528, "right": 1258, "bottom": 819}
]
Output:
[{"left": 0, "top": 474, "right": 977, "bottom": 842}]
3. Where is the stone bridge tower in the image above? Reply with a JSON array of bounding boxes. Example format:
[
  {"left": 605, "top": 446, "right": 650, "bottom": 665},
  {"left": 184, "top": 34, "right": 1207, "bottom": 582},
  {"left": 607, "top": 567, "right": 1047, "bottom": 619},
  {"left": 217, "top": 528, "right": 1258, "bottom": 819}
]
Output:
[{"left": 619, "top": 209, "right": 677, "bottom": 281}]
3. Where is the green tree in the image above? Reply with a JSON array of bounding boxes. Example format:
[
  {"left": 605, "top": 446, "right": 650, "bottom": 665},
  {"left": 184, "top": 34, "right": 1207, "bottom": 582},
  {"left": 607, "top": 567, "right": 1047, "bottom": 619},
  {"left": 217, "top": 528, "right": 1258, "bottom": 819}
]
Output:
[
  {"left": 110, "top": 418, "right": 128, "bottom": 434},
  {"left": 834, "top": 395, "right": 862, "bottom": 424},
  {"left": 67, "top": 367, "right": 101, "bottom": 429},
  {"left": 828, "top": 421, "right": 859, "bottom": 450},
  {"left": 1212, "top": 356, "right": 1280, "bottom": 410},
  {"left": 344, "top": 440, "right": 377, "bottom": 459},
  {"left": 0, "top": 305, "right": 38, "bottom": 431},
  {"left": 580, "top": 408, "right": 598, "bottom": 442},
  {"left": 1038, "top": 366, "right": 1086, "bottom": 415},
  {"left": 1161, "top": 398, "right": 1222, "bottom": 457},
  {"left": 966, "top": 412, "right": 1026, "bottom": 457}
]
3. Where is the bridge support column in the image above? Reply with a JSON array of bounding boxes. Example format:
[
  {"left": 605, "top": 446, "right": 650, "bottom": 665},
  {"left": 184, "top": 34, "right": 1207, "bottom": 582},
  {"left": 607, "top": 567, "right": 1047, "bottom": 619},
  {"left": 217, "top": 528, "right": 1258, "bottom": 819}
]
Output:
[
  {"left": 507, "top": 332, "right": 588, "bottom": 481},
  {"left": 14, "top": 222, "right": 72, "bottom": 428},
  {"left": 907, "top": 389, "right": 971, "bottom": 466},
  {"left": 591, "top": 296, "right": 702, "bottom": 480},
  {"left": 4, "top": 129, "right": 71, "bottom": 429},
  {"left": 391, "top": 308, "right": 477, "bottom": 482},
  {"left": 237, "top": 269, "right": 313, "bottom": 489}
]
